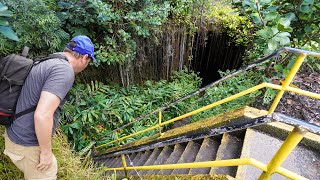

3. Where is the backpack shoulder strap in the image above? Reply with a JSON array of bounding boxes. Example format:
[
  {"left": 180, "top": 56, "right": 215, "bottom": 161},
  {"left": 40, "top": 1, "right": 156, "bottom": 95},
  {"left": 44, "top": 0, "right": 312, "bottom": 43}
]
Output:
[
  {"left": 15, "top": 106, "right": 37, "bottom": 119},
  {"left": 34, "top": 53, "right": 68, "bottom": 65}
]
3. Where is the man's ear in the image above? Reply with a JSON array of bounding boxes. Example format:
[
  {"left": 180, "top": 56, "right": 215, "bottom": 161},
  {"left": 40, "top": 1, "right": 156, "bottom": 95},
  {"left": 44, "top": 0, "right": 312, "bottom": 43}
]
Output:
[{"left": 81, "top": 54, "right": 89, "bottom": 63}]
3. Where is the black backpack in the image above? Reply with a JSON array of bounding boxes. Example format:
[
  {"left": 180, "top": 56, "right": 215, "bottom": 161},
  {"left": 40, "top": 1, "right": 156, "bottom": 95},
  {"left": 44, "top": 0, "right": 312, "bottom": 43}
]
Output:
[{"left": 0, "top": 48, "right": 67, "bottom": 125}]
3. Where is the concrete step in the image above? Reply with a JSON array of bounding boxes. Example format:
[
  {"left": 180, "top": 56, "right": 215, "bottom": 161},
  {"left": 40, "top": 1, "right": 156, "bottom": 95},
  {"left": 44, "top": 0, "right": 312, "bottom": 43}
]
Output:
[
  {"left": 171, "top": 141, "right": 201, "bottom": 174},
  {"left": 128, "top": 152, "right": 143, "bottom": 175},
  {"left": 236, "top": 128, "right": 320, "bottom": 180},
  {"left": 109, "top": 156, "right": 120, "bottom": 167},
  {"left": 161, "top": 143, "right": 186, "bottom": 175},
  {"left": 126, "top": 153, "right": 137, "bottom": 166},
  {"left": 189, "top": 137, "right": 220, "bottom": 174},
  {"left": 147, "top": 146, "right": 173, "bottom": 175},
  {"left": 104, "top": 157, "right": 113, "bottom": 166},
  {"left": 139, "top": 148, "right": 162, "bottom": 175},
  {"left": 131, "top": 152, "right": 143, "bottom": 166},
  {"left": 113, "top": 156, "right": 123, "bottom": 168},
  {"left": 210, "top": 133, "right": 243, "bottom": 177},
  {"left": 131, "top": 150, "right": 152, "bottom": 175}
]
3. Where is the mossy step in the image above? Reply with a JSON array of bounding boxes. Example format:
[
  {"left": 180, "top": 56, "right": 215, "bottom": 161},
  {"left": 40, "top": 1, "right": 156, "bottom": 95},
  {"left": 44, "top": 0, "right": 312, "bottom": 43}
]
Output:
[
  {"left": 172, "top": 141, "right": 201, "bottom": 174},
  {"left": 161, "top": 143, "right": 186, "bottom": 175},
  {"left": 127, "top": 174, "right": 235, "bottom": 180},
  {"left": 189, "top": 137, "right": 220, "bottom": 174},
  {"left": 210, "top": 133, "right": 243, "bottom": 177}
]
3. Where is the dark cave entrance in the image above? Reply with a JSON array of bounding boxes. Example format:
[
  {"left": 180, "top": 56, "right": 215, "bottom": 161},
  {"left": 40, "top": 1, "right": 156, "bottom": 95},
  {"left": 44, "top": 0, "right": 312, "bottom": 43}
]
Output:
[{"left": 191, "top": 31, "right": 246, "bottom": 87}]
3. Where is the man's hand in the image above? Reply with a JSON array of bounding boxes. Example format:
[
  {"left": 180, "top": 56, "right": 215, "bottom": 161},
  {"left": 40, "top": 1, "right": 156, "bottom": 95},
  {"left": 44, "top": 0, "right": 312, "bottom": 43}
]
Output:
[{"left": 36, "top": 150, "right": 53, "bottom": 171}]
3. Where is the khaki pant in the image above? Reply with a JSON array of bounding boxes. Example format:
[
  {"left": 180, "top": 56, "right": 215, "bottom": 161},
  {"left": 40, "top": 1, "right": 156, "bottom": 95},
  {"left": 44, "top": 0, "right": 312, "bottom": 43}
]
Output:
[{"left": 3, "top": 131, "right": 57, "bottom": 180}]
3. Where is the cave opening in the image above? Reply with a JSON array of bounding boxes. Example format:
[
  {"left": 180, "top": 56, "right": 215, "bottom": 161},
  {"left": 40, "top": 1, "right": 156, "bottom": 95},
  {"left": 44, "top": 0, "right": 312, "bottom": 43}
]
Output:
[{"left": 191, "top": 31, "right": 246, "bottom": 87}]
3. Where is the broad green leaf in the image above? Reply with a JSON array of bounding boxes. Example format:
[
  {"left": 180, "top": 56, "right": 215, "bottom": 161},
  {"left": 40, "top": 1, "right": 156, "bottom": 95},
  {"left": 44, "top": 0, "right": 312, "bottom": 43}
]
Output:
[
  {"left": 265, "top": 12, "right": 277, "bottom": 22},
  {"left": 0, "top": 26, "right": 18, "bottom": 41},
  {"left": 300, "top": 5, "right": 312, "bottom": 13},
  {"left": 286, "top": 59, "right": 296, "bottom": 70},
  {"left": 298, "top": 14, "right": 311, "bottom": 20},
  {"left": 0, "top": 10, "right": 12, "bottom": 17},
  {"left": 268, "top": 39, "right": 278, "bottom": 50},
  {"left": 271, "top": 27, "right": 279, "bottom": 35},
  {"left": 70, "top": 122, "right": 80, "bottom": 129},
  {"left": 277, "top": 24, "right": 293, "bottom": 32},
  {"left": 279, "top": 18, "right": 291, "bottom": 27},
  {"left": 0, "top": 19, "right": 8, "bottom": 26},
  {"left": 304, "top": 25, "right": 313, "bottom": 33},
  {"left": 274, "top": 64, "right": 283, "bottom": 72},
  {"left": 302, "top": 0, "right": 314, "bottom": 5},
  {"left": 278, "top": 36, "right": 290, "bottom": 45},
  {"left": 256, "top": 27, "right": 273, "bottom": 39},
  {"left": 277, "top": 32, "right": 291, "bottom": 37},
  {"left": 260, "top": 0, "right": 272, "bottom": 4},
  {"left": 285, "top": 12, "right": 296, "bottom": 21},
  {"left": 283, "top": 69, "right": 290, "bottom": 78},
  {"left": 250, "top": 13, "right": 262, "bottom": 25},
  {"left": 0, "top": 4, "right": 8, "bottom": 12}
]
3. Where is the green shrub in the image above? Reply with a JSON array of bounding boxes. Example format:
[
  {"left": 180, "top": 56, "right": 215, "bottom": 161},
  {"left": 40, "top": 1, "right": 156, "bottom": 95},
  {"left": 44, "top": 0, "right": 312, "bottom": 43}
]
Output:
[{"left": 0, "top": 0, "right": 69, "bottom": 57}]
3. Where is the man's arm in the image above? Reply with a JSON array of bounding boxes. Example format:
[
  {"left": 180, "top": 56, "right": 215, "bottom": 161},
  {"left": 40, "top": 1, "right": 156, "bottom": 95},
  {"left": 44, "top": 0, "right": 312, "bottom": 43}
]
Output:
[{"left": 34, "top": 91, "right": 61, "bottom": 171}]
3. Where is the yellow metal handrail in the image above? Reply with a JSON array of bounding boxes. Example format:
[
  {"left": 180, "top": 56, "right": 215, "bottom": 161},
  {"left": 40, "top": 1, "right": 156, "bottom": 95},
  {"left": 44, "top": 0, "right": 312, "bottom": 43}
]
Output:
[{"left": 97, "top": 48, "right": 320, "bottom": 180}]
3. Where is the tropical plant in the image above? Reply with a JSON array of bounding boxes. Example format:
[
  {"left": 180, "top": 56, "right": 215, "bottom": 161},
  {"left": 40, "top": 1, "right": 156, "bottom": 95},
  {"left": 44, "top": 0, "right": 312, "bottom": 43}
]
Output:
[
  {"left": 232, "top": 0, "right": 320, "bottom": 60},
  {"left": 0, "top": 0, "right": 69, "bottom": 57},
  {"left": 61, "top": 69, "right": 265, "bottom": 151},
  {"left": 0, "top": 2, "right": 18, "bottom": 41}
]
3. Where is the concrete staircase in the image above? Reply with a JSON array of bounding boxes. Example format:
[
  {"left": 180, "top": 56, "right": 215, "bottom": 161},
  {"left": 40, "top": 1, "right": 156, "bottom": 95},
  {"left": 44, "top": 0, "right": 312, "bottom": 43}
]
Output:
[{"left": 94, "top": 107, "right": 320, "bottom": 179}]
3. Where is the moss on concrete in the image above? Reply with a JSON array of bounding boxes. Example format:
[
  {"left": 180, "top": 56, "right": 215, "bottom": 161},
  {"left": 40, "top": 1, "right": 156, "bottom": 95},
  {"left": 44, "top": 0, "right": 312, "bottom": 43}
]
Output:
[
  {"left": 97, "top": 106, "right": 267, "bottom": 155},
  {"left": 127, "top": 174, "right": 234, "bottom": 180}
]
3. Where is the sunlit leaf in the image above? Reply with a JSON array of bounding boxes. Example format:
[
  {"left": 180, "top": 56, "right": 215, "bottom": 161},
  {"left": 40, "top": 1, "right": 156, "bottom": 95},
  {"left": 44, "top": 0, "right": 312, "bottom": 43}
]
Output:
[
  {"left": 0, "top": 26, "right": 18, "bottom": 41},
  {"left": 264, "top": 12, "right": 277, "bottom": 22},
  {"left": 268, "top": 39, "right": 278, "bottom": 50}
]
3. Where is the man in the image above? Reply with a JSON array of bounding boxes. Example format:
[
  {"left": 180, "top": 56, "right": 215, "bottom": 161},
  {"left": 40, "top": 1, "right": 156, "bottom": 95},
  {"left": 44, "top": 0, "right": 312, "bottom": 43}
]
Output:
[{"left": 3, "top": 35, "right": 96, "bottom": 179}]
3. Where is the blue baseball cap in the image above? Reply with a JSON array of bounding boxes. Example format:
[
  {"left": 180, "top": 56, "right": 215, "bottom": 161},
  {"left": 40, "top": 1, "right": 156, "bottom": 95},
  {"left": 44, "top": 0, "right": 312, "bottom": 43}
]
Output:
[{"left": 66, "top": 35, "right": 96, "bottom": 62}]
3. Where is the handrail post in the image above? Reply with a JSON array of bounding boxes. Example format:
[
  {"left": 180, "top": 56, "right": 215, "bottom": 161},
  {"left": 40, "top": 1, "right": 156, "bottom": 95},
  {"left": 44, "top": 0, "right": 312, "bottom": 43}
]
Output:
[
  {"left": 268, "top": 54, "right": 307, "bottom": 114},
  {"left": 158, "top": 111, "right": 162, "bottom": 135},
  {"left": 258, "top": 127, "right": 307, "bottom": 180},
  {"left": 116, "top": 131, "right": 120, "bottom": 147},
  {"left": 121, "top": 154, "right": 128, "bottom": 178}
]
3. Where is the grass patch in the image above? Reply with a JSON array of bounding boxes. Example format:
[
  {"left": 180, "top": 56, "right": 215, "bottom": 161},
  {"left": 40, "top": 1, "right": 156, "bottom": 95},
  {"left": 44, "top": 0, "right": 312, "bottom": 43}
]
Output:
[{"left": 0, "top": 127, "right": 106, "bottom": 180}]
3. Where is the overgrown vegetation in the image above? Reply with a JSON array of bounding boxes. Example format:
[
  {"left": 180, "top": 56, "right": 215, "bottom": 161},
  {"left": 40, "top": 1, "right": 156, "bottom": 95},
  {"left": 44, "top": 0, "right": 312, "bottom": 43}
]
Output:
[
  {"left": 206, "top": 2, "right": 252, "bottom": 46},
  {"left": 61, "top": 69, "right": 265, "bottom": 151},
  {"left": 232, "top": 0, "right": 320, "bottom": 61},
  {"left": 0, "top": 127, "right": 105, "bottom": 179}
]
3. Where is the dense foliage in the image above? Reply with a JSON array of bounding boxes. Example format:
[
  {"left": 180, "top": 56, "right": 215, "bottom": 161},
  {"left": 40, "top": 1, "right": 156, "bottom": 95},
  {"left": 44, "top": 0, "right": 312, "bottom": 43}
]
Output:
[
  {"left": 206, "top": 2, "right": 252, "bottom": 46},
  {"left": 61, "top": 69, "right": 265, "bottom": 151},
  {"left": 0, "top": 0, "right": 204, "bottom": 64},
  {"left": 232, "top": 0, "right": 320, "bottom": 60}
]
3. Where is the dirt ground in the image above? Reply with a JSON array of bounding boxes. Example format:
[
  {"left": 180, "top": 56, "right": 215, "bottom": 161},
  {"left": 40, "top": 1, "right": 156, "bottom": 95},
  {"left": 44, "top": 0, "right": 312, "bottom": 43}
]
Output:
[{"left": 275, "top": 70, "right": 320, "bottom": 126}]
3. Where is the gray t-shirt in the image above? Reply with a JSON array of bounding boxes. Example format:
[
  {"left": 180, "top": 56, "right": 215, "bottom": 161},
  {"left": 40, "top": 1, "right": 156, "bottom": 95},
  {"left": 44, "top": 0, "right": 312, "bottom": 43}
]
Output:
[{"left": 6, "top": 53, "right": 75, "bottom": 146}]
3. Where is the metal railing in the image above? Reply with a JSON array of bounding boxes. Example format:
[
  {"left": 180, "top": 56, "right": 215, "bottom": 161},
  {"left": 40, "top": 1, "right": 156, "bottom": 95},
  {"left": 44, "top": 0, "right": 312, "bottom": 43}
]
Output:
[{"left": 95, "top": 47, "right": 320, "bottom": 180}]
